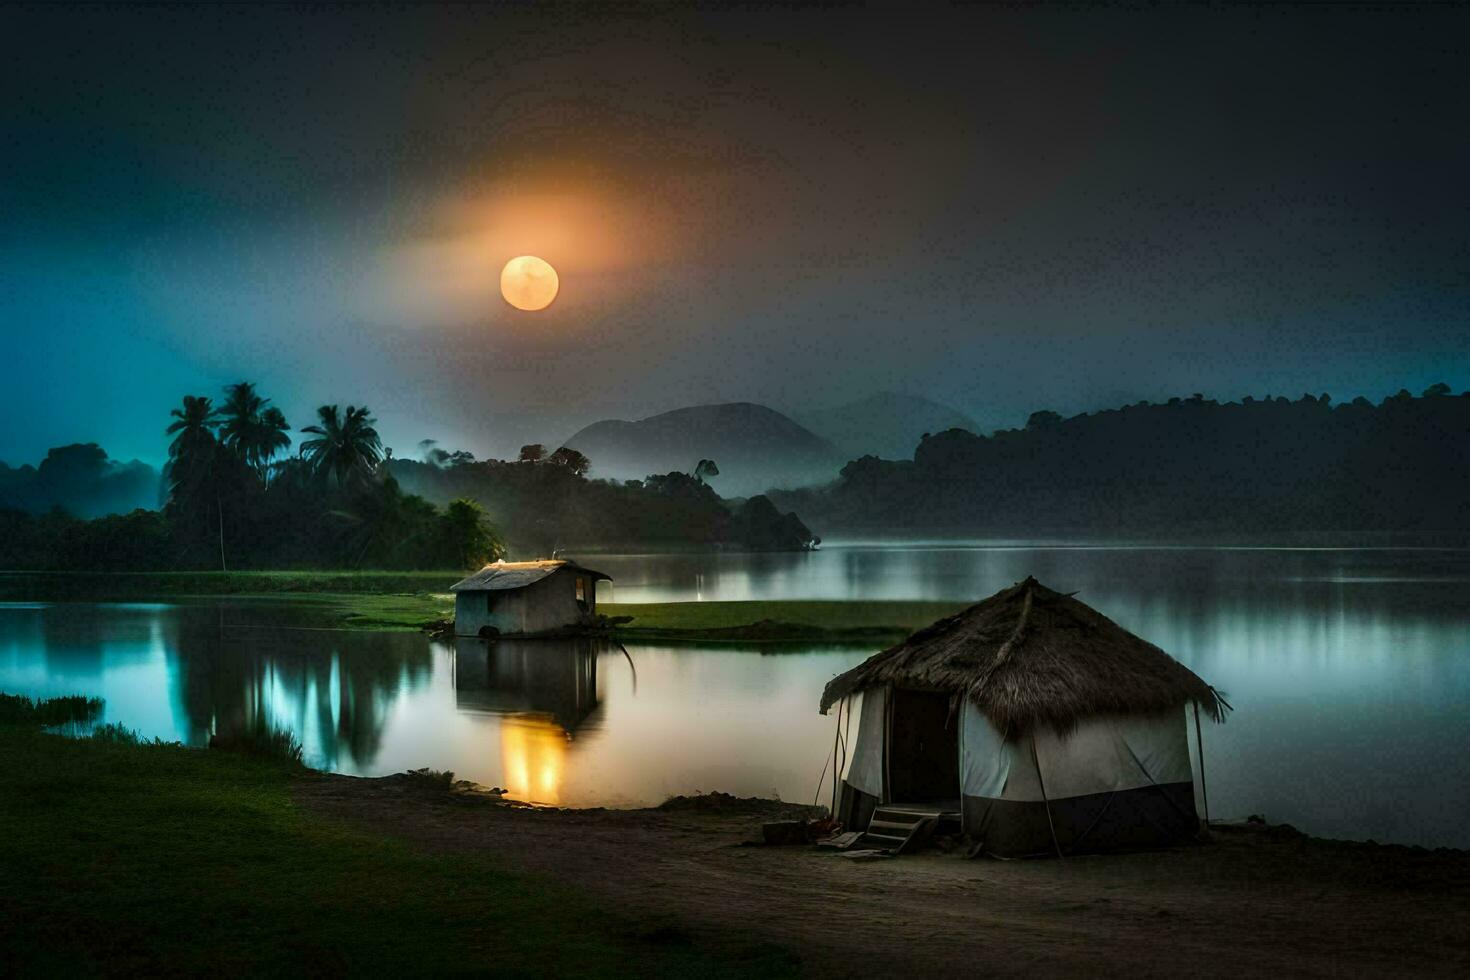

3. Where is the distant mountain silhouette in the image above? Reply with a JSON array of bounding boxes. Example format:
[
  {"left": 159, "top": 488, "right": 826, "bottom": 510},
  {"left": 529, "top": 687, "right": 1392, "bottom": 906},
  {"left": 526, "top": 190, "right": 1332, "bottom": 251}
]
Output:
[
  {"left": 0, "top": 443, "right": 161, "bottom": 518},
  {"left": 770, "top": 387, "right": 1470, "bottom": 536},
  {"left": 796, "top": 391, "right": 979, "bottom": 459},
  {"left": 561, "top": 402, "right": 845, "bottom": 496}
]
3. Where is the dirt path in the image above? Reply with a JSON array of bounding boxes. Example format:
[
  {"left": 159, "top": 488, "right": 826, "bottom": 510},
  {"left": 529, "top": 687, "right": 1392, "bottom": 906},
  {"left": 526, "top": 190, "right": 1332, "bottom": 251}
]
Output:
[{"left": 295, "top": 774, "right": 1470, "bottom": 977}]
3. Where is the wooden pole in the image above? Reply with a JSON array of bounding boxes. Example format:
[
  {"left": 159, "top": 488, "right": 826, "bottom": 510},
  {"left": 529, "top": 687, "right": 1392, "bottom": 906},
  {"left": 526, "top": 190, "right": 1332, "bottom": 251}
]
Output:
[
  {"left": 1194, "top": 703, "right": 1210, "bottom": 826},
  {"left": 216, "top": 489, "right": 227, "bottom": 572},
  {"left": 1031, "top": 732, "right": 1064, "bottom": 859},
  {"left": 830, "top": 701, "right": 842, "bottom": 817}
]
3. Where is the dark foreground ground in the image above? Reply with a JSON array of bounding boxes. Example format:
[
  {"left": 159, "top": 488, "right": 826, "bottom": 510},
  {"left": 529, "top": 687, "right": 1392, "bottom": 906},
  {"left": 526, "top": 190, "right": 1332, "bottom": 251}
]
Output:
[
  {"left": 0, "top": 721, "right": 792, "bottom": 977},
  {"left": 4, "top": 706, "right": 1468, "bottom": 977},
  {"left": 297, "top": 774, "right": 1470, "bottom": 978}
]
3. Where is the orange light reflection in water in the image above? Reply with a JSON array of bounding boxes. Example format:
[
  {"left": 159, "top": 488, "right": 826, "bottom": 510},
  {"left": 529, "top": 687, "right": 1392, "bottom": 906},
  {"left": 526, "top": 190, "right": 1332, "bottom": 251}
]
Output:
[{"left": 499, "top": 714, "right": 567, "bottom": 805}]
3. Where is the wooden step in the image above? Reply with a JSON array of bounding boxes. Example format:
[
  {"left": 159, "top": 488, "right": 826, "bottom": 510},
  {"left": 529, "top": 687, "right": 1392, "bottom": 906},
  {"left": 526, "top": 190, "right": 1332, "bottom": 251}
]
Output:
[{"left": 860, "top": 807, "right": 940, "bottom": 855}]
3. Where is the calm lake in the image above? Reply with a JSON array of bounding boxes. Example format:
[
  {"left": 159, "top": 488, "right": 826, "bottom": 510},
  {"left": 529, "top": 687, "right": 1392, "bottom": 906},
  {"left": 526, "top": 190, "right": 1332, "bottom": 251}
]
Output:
[{"left": 3, "top": 541, "right": 1469, "bottom": 848}]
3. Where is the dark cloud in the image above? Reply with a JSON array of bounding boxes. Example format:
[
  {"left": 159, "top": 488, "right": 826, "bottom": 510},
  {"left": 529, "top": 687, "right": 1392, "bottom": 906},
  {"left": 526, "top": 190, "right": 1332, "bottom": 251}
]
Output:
[{"left": 2, "top": 3, "right": 1468, "bottom": 465}]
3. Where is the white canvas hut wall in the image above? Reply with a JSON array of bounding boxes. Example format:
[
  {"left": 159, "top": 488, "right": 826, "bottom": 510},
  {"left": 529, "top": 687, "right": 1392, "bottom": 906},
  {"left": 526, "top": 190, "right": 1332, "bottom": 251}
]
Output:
[
  {"left": 835, "top": 688, "right": 886, "bottom": 830},
  {"left": 834, "top": 684, "right": 1201, "bottom": 856},
  {"left": 960, "top": 704, "right": 1197, "bottom": 855}
]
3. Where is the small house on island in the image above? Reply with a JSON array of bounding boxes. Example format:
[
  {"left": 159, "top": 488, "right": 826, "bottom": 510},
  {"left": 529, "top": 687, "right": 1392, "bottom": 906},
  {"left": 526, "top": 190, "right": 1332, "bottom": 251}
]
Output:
[
  {"left": 821, "top": 577, "right": 1229, "bottom": 857},
  {"left": 450, "top": 560, "right": 610, "bottom": 638}
]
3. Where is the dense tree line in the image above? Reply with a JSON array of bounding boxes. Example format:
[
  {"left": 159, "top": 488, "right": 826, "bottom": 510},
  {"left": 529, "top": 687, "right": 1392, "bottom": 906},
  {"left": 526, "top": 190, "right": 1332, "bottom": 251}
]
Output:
[
  {"left": 0, "top": 383, "right": 502, "bottom": 571},
  {"left": 388, "top": 454, "right": 818, "bottom": 554},
  {"left": 0, "top": 383, "right": 818, "bottom": 571},
  {"left": 769, "top": 385, "right": 1470, "bottom": 535}
]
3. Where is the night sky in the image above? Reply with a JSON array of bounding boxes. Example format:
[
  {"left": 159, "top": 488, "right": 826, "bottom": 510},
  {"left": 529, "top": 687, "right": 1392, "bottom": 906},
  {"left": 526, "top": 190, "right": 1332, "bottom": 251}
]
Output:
[{"left": 4, "top": 3, "right": 1468, "bottom": 465}]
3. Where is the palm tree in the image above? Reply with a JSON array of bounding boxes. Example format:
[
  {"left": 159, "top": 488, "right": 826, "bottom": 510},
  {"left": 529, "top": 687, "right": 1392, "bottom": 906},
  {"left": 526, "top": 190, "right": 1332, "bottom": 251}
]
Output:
[
  {"left": 218, "top": 382, "right": 292, "bottom": 481},
  {"left": 300, "top": 404, "right": 383, "bottom": 486},
  {"left": 257, "top": 407, "right": 292, "bottom": 482},
  {"left": 165, "top": 395, "right": 227, "bottom": 569},
  {"left": 218, "top": 382, "right": 263, "bottom": 455},
  {"left": 166, "top": 395, "right": 218, "bottom": 476}
]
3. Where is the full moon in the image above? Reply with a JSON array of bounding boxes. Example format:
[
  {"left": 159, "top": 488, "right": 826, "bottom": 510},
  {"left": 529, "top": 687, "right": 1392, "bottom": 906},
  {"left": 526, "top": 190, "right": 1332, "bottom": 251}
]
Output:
[{"left": 500, "top": 255, "right": 559, "bottom": 311}]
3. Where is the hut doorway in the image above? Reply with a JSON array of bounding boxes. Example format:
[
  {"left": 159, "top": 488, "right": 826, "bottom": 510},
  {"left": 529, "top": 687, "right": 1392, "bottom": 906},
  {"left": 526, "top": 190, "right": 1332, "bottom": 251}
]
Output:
[{"left": 887, "top": 688, "right": 959, "bottom": 804}]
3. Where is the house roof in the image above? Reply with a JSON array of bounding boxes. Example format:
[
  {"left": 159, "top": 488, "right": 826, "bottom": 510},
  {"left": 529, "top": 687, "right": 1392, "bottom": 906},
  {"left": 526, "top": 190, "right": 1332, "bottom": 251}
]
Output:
[
  {"left": 820, "top": 577, "right": 1229, "bottom": 734},
  {"left": 449, "top": 560, "right": 611, "bottom": 593}
]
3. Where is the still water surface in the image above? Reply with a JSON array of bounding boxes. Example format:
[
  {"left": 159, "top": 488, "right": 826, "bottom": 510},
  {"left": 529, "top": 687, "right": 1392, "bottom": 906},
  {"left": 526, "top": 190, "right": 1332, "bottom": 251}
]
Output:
[{"left": 3, "top": 541, "right": 1468, "bottom": 847}]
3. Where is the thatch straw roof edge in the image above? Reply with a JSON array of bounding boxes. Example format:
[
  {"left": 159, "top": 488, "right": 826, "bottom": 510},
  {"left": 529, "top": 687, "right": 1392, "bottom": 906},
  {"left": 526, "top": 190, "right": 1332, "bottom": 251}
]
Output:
[{"left": 819, "top": 577, "right": 1229, "bottom": 736}]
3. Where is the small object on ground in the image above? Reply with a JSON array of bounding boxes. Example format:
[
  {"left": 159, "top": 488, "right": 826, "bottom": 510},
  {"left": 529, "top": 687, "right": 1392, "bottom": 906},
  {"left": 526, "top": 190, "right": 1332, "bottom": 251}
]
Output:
[
  {"left": 817, "top": 830, "right": 865, "bottom": 850},
  {"left": 807, "top": 816, "right": 841, "bottom": 838},
  {"left": 839, "top": 849, "right": 892, "bottom": 861}
]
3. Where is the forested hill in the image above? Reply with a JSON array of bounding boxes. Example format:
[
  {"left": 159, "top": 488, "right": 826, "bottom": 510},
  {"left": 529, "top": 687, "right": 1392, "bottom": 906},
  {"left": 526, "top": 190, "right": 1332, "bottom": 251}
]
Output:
[
  {"left": 767, "top": 386, "right": 1470, "bottom": 535},
  {"left": 561, "top": 402, "right": 844, "bottom": 496}
]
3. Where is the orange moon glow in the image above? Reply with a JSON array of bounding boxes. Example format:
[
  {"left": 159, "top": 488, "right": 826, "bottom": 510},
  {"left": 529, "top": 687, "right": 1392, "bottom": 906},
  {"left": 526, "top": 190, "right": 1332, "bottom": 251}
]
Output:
[{"left": 500, "top": 255, "right": 559, "bottom": 311}]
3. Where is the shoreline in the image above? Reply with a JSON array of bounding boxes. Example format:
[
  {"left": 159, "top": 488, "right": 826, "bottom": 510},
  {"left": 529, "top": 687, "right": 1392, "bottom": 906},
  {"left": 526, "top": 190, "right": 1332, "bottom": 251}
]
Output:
[
  {"left": 325, "top": 767, "right": 1470, "bottom": 854},
  {"left": 5, "top": 699, "right": 1468, "bottom": 973},
  {"left": 14, "top": 721, "right": 1470, "bottom": 972},
  {"left": 297, "top": 765, "right": 1470, "bottom": 976},
  {"left": 0, "top": 573, "right": 958, "bottom": 641}
]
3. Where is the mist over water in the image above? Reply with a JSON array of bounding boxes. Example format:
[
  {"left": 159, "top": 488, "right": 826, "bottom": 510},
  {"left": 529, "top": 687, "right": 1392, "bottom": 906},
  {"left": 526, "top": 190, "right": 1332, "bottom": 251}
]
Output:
[{"left": 3, "top": 541, "right": 1467, "bottom": 847}]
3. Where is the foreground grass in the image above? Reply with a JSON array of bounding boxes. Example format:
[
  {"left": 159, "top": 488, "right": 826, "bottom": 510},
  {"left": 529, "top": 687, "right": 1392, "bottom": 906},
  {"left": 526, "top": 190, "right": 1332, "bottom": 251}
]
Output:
[{"left": 0, "top": 711, "right": 793, "bottom": 976}]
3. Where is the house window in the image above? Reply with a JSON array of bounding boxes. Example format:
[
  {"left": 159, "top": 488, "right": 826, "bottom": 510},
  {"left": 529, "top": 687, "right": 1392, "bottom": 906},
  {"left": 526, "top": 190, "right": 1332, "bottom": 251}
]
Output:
[
  {"left": 485, "top": 592, "right": 495, "bottom": 614},
  {"left": 575, "top": 576, "right": 587, "bottom": 609}
]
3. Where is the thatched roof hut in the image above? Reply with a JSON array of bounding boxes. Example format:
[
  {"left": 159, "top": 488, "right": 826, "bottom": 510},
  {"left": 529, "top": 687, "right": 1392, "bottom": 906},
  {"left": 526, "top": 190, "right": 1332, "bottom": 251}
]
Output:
[
  {"left": 824, "top": 577, "right": 1227, "bottom": 857},
  {"left": 822, "top": 576, "right": 1228, "bottom": 734}
]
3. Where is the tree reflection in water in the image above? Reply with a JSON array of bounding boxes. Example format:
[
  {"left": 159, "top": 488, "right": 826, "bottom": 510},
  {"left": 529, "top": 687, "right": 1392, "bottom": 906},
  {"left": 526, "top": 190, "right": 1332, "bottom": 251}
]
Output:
[{"left": 165, "top": 605, "right": 434, "bottom": 768}]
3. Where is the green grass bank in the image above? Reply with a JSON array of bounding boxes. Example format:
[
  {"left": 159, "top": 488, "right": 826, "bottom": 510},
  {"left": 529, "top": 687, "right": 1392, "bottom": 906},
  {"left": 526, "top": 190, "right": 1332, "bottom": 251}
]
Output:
[
  {"left": 605, "top": 600, "right": 965, "bottom": 643},
  {"left": 0, "top": 696, "right": 794, "bottom": 976}
]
